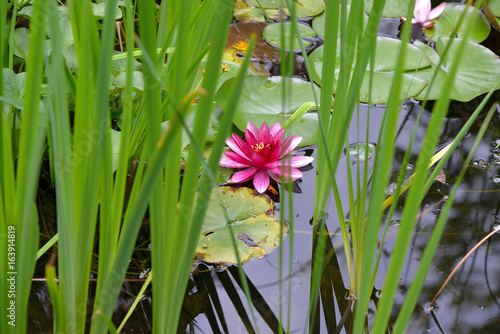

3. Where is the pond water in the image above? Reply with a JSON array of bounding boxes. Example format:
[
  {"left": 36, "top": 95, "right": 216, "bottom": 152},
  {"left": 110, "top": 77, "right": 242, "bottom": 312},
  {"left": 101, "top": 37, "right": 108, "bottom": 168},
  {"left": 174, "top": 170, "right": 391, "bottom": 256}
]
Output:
[
  {"left": 28, "top": 100, "right": 500, "bottom": 333},
  {"left": 27, "top": 9, "right": 500, "bottom": 334}
]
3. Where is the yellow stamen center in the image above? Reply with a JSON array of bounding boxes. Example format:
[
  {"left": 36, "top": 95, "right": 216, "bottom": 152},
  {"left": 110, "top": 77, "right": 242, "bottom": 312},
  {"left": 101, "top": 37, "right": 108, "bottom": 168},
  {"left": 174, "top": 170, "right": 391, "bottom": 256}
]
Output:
[{"left": 251, "top": 142, "right": 271, "bottom": 153}]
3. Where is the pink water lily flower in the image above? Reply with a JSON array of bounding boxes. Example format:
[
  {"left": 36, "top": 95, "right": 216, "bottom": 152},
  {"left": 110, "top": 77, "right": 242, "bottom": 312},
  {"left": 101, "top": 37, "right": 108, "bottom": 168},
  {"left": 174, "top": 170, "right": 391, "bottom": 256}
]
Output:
[
  {"left": 401, "top": 0, "right": 446, "bottom": 28},
  {"left": 220, "top": 121, "right": 314, "bottom": 193}
]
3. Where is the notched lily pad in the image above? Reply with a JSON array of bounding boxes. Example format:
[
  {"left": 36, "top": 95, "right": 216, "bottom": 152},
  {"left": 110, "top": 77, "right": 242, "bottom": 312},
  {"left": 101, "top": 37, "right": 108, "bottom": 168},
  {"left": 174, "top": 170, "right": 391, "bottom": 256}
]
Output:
[
  {"left": 412, "top": 38, "right": 500, "bottom": 101},
  {"left": 263, "top": 22, "right": 316, "bottom": 51},
  {"left": 424, "top": 4, "right": 491, "bottom": 44},
  {"left": 195, "top": 187, "right": 287, "bottom": 265},
  {"left": 245, "top": 0, "right": 325, "bottom": 17},
  {"left": 234, "top": 0, "right": 280, "bottom": 22},
  {"left": 216, "top": 75, "right": 327, "bottom": 146},
  {"left": 309, "top": 37, "right": 430, "bottom": 104}
]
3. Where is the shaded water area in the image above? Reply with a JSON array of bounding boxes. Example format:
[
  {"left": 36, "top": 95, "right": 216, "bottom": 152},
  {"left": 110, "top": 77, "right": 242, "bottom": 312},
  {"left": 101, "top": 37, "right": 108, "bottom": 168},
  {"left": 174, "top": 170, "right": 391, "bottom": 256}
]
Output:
[
  {"left": 29, "top": 100, "right": 500, "bottom": 333},
  {"left": 27, "top": 13, "right": 500, "bottom": 334}
]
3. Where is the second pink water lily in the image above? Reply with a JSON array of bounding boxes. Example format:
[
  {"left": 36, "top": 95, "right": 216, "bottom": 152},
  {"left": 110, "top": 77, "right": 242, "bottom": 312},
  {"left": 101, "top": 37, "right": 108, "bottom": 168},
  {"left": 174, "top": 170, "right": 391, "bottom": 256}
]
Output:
[
  {"left": 220, "top": 121, "right": 314, "bottom": 193},
  {"left": 401, "top": 0, "right": 446, "bottom": 28}
]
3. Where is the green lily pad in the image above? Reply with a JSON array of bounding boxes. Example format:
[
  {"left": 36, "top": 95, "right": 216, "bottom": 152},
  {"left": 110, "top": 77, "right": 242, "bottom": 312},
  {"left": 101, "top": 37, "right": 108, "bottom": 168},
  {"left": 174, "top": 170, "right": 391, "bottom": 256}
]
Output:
[
  {"left": 346, "top": 143, "right": 376, "bottom": 162},
  {"left": 92, "top": 2, "right": 123, "bottom": 19},
  {"left": 234, "top": 0, "right": 279, "bottom": 22},
  {"left": 263, "top": 22, "right": 316, "bottom": 51},
  {"left": 245, "top": 0, "right": 325, "bottom": 17},
  {"left": 191, "top": 59, "right": 256, "bottom": 94},
  {"left": 312, "top": 5, "right": 369, "bottom": 39},
  {"left": 195, "top": 187, "right": 286, "bottom": 264},
  {"left": 245, "top": 0, "right": 286, "bottom": 8},
  {"left": 424, "top": 4, "right": 491, "bottom": 44},
  {"left": 309, "top": 37, "right": 430, "bottom": 104},
  {"left": 412, "top": 38, "right": 500, "bottom": 101},
  {"left": 347, "top": 0, "right": 411, "bottom": 18},
  {"left": 216, "top": 75, "right": 327, "bottom": 146},
  {"left": 489, "top": 0, "right": 500, "bottom": 15},
  {"left": 111, "top": 71, "right": 144, "bottom": 91}
]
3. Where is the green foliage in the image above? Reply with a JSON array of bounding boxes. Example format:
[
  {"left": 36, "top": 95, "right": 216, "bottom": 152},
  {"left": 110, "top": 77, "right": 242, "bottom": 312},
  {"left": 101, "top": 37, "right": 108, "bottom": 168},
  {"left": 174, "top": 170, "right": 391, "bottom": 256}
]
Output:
[
  {"left": 263, "top": 22, "right": 316, "bottom": 50},
  {"left": 195, "top": 187, "right": 285, "bottom": 264},
  {"left": 412, "top": 38, "right": 500, "bottom": 101},
  {"left": 424, "top": 4, "right": 491, "bottom": 43},
  {"left": 309, "top": 37, "right": 430, "bottom": 104},
  {"left": 216, "top": 75, "right": 326, "bottom": 146}
]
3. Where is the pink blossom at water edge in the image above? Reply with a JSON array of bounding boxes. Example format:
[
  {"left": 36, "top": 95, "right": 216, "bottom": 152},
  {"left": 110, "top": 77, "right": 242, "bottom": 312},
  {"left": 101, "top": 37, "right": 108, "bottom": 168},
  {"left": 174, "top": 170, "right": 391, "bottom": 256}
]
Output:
[
  {"left": 220, "top": 121, "right": 314, "bottom": 193},
  {"left": 401, "top": 0, "right": 446, "bottom": 28}
]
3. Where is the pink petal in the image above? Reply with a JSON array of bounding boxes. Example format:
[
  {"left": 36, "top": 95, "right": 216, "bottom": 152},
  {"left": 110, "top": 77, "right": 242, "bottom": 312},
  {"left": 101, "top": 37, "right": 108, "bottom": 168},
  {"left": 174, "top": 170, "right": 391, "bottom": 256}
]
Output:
[
  {"left": 253, "top": 169, "right": 270, "bottom": 193},
  {"left": 269, "top": 122, "right": 282, "bottom": 137},
  {"left": 271, "top": 128, "right": 286, "bottom": 147},
  {"left": 263, "top": 161, "right": 279, "bottom": 169},
  {"left": 226, "top": 137, "right": 251, "bottom": 161},
  {"left": 428, "top": 2, "right": 446, "bottom": 20},
  {"left": 249, "top": 152, "right": 268, "bottom": 166},
  {"left": 245, "top": 127, "right": 259, "bottom": 148},
  {"left": 231, "top": 134, "right": 255, "bottom": 159},
  {"left": 225, "top": 151, "right": 255, "bottom": 166},
  {"left": 231, "top": 167, "right": 259, "bottom": 183},
  {"left": 280, "top": 136, "right": 303, "bottom": 157},
  {"left": 220, "top": 156, "right": 251, "bottom": 168},
  {"left": 271, "top": 166, "right": 303, "bottom": 180},
  {"left": 413, "top": 0, "right": 431, "bottom": 23},
  {"left": 258, "top": 122, "right": 269, "bottom": 142},
  {"left": 269, "top": 171, "right": 282, "bottom": 183},
  {"left": 246, "top": 121, "right": 259, "bottom": 138},
  {"left": 279, "top": 155, "right": 314, "bottom": 167}
]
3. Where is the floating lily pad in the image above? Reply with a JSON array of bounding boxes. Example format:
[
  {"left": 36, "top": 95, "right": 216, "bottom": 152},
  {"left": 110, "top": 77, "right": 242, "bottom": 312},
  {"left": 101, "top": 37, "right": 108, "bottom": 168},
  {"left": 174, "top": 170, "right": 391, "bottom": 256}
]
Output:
[
  {"left": 246, "top": 0, "right": 325, "bottom": 17},
  {"left": 92, "top": 2, "right": 123, "bottom": 19},
  {"left": 263, "top": 22, "right": 316, "bottom": 50},
  {"left": 346, "top": 143, "right": 376, "bottom": 162},
  {"left": 111, "top": 71, "right": 144, "bottom": 91},
  {"left": 424, "top": 4, "right": 491, "bottom": 44},
  {"left": 309, "top": 37, "right": 430, "bottom": 104},
  {"left": 312, "top": 5, "right": 369, "bottom": 39},
  {"left": 245, "top": 0, "right": 286, "bottom": 8},
  {"left": 489, "top": 0, "right": 500, "bottom": 15},
  {"left": 412, "top": 38, "right": 500, "bottom": 101},
  {"left": 190, "top": 59, "right": 256, "bottom": 94},
  {"left": 195, "top": 187, "right": 286, "bottom": 264},
  {"left": 216, "top": 75, "right": 327, "bottom": 146},
  {"left": 234, "top": 0, "right": 279, "bottom": 22},
  {"left": 347, "top": 0, "right": 411, "bottom": 18}
]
